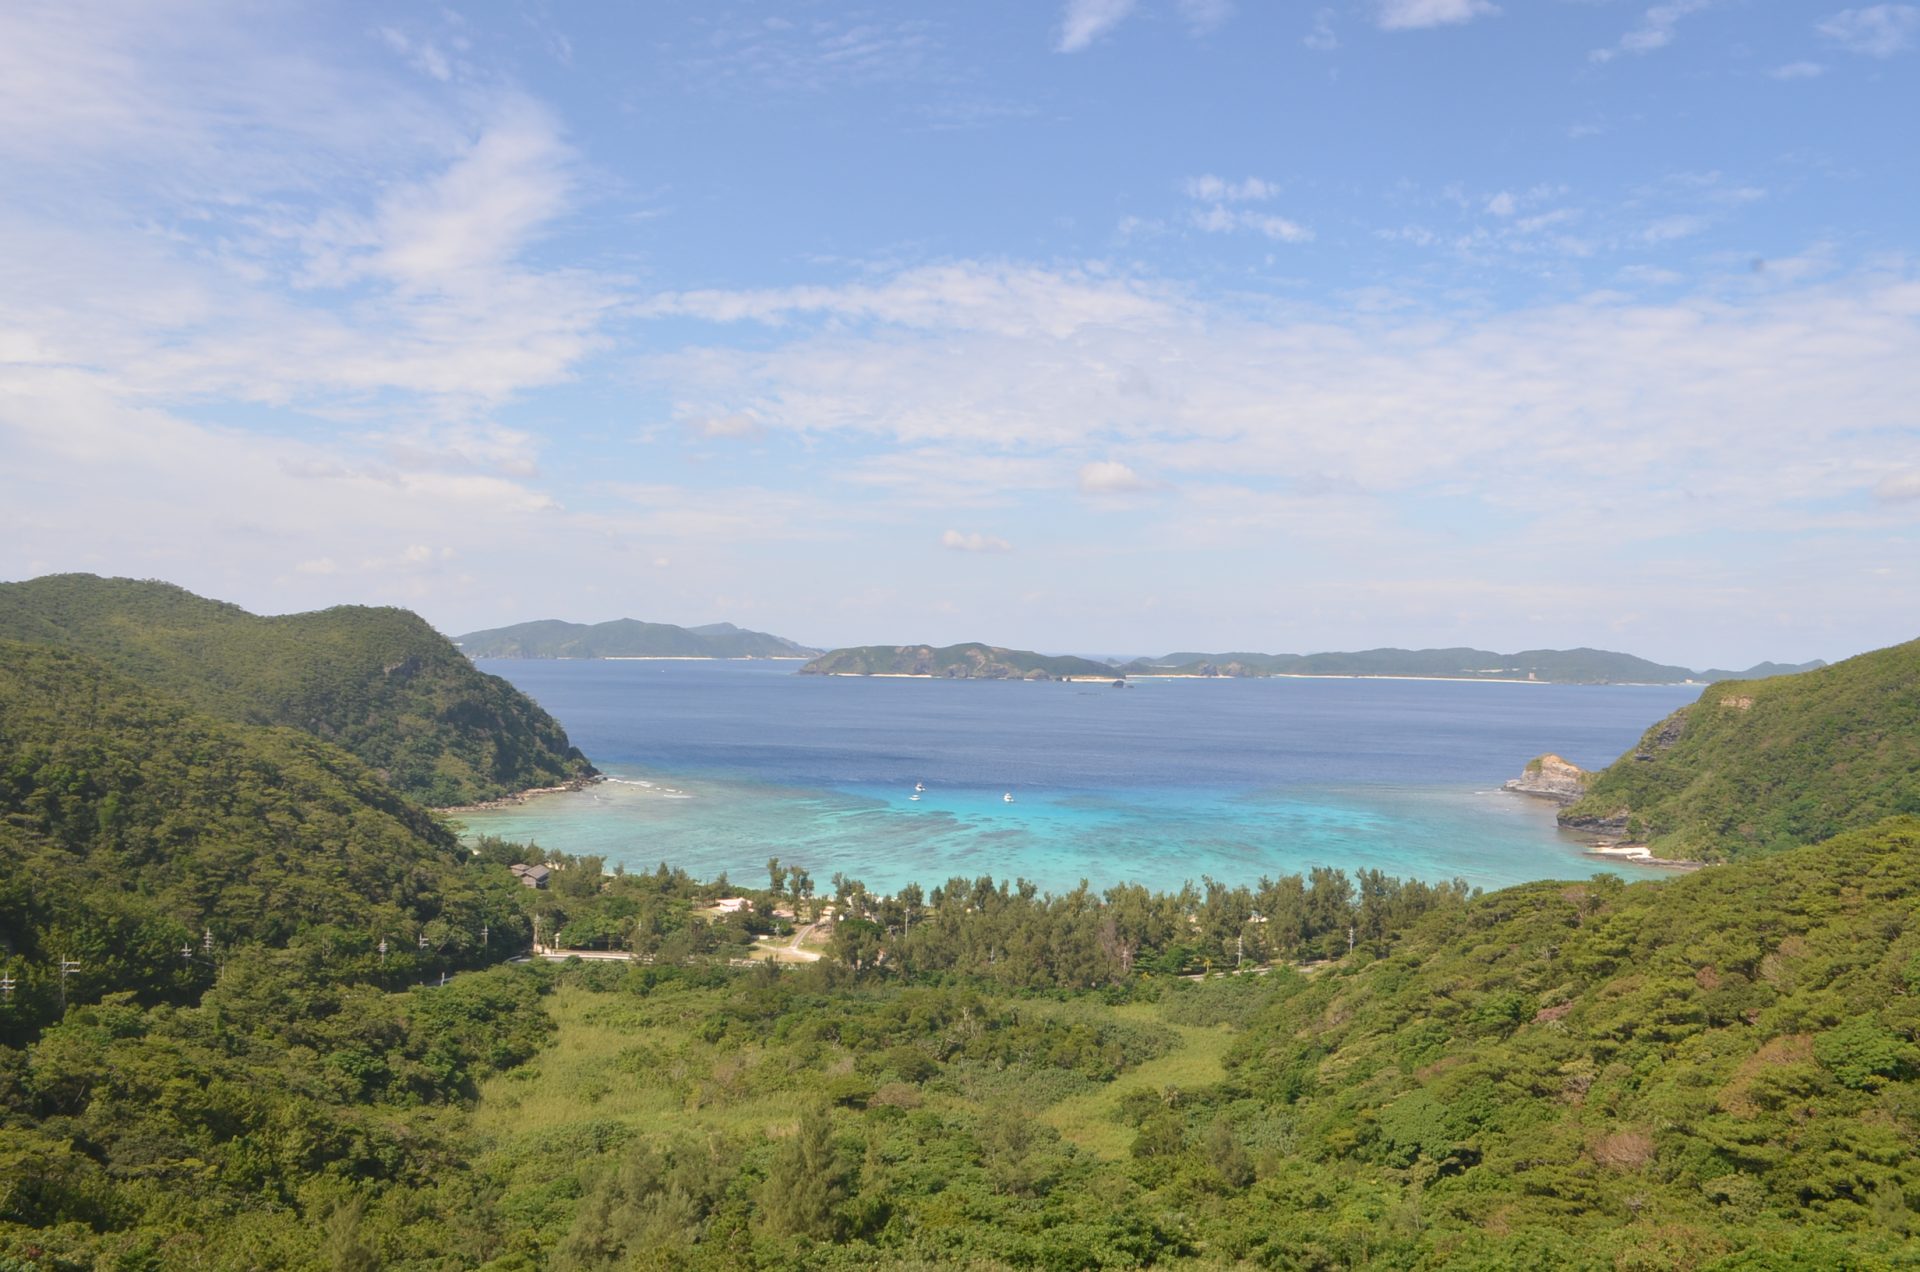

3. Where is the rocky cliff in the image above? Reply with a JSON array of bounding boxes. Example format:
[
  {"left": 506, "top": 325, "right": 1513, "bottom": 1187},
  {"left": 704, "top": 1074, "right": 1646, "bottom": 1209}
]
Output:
[{"left": 1503, "top": 753, "right": 1592, "bottom": 804}]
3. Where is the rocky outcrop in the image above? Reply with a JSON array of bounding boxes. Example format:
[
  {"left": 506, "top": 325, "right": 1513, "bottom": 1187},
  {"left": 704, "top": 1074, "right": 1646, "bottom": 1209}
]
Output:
[{"left": 1504, "top": 753, "right": 1592, "bottom": 804}]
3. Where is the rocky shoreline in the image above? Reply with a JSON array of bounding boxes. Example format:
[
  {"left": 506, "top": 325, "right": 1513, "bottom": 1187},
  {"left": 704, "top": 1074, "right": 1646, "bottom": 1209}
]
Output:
[
  {"left": 1504, "top": 753, "right": 1704, "bottom": 870},
  {"left": 434, "top": 774, "right": 605, "bottom": 814}
]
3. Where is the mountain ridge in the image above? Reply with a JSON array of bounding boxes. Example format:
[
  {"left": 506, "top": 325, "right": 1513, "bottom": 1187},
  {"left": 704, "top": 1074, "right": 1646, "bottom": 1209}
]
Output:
[{"left": 456, "top": 616, "right": 820, "bottom": 659}]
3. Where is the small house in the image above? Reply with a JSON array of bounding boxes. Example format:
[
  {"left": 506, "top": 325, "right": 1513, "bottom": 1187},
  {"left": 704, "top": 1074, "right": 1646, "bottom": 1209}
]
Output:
[{"left": 510, "top": 863, "right": 551, "bottom": 890}]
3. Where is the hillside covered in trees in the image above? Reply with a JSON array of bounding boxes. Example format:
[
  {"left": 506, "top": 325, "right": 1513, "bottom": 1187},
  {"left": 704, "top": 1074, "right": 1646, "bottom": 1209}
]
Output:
[
  {"left": 457, "top": 617, "right": 820, "bottom": 660},
  {"left": 1559, "top": 635, "right": 1920, "bottom": 860},
  {"left": 801, "top": 643, "right": 1119, "bottom": 679},
  {"left": 0, "top": 574, "right": 594, "bottom": 806}
]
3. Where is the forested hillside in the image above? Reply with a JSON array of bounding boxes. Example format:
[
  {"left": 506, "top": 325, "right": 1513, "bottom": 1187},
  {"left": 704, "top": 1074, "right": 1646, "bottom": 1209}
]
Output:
[
  {"left": 1560, "top": 635, "right": 1920, "bottom": 860},
  {"left": 0, "top": 574, "right": 593, "bottom": 805},
  {"left": 0, "top": 642, "right": 533, "bottom": 1038}
]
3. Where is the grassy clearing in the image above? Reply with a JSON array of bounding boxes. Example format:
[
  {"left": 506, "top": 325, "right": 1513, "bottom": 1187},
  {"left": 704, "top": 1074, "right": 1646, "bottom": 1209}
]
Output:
[
  {"left": 1040, "top": 1003, "right": 1237, "bottom": 1160},
  {"left": 473, "top": 985, "right": 809, "bottom": 1144}
]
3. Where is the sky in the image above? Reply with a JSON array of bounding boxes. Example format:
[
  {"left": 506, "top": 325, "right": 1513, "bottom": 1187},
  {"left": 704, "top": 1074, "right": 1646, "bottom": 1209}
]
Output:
[{"left": 1, "top": 0, "right": 1917, "bottom": 667}]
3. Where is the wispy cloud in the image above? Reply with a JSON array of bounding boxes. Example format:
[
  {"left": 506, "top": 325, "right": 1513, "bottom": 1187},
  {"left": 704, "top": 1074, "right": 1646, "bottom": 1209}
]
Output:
[
  {"left": 1304, "top": 8, "right": 1341, "bottom": 49},
  {"left": 1183, "top": 174, "right": 1278, "bottom": 202},
  {"left": 942, "top": 529, "right": 1014, "bottom": 552},
  {"left": 1079, "top": 460, "right": 1156, "bottom": 494},
  {"left": 1769, "top": 60, "right": 1828, "bottom": 79},
  {"left": 1179, "top": 174, "right": 1312, "bottom": 243},
  {"left": 1875, "top": 471, "right": 1920, "bottom": 502},
  {"left": 1176, "top": 0, "right": 1235, "bottom": 35},
  {"left": 1374, "top": 0, "right": 1499, "bottom": 32},
  {"left": 1591, "top": 0, "right": 1716, "bottom": 62},
  {"left": 1057, "top": 0, "right": 1136, "bottom": 52},
  {"left": 1817, "top": 5, "right": 1920, "bottom": 56}
]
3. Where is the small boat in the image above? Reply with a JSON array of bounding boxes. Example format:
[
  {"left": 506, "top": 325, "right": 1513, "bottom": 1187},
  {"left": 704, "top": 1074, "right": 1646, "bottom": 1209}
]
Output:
[
  {"left": 909, "top": 793, "right": 921, "bottom": 802},
  {"left": 914, "top": 782, "right": 925, "bottom": 792},
  {"left": 1003, "top": 792, "right": 1014, "bottom": 804}
]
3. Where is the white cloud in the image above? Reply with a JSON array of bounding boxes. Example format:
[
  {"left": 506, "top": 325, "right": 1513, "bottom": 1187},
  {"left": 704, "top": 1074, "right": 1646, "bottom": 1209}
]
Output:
[
  {"left": 1304, "top": 8, "right": 1341, "bottom": 49},
  {"left": 1769, "top": 60, "right": 1828, "bottom": 79},
  {"left": 685, "top": 411, "right": 764, "bottom": 439},
  {"left": 1875, "top": 471, "right": 1920, "bottom": 502},
  {"left": 1057, "top": 0, "right": 1136, "bottom": 52},
  {"left": 375, "top": 26, "right": 455, "bottom": 82},
  {"left": 1079, "top": 460, "right": 1155, "bottom": 494},
  {"left": 942, "top": 529, "right": 1014, "bottom": 553},
  {"left": 1642, "top": 214, "right": 1710, "bottom": 242},
  {"left": 1190, "top": 207, "right": 1314, "bottom": 242},
  {"left": 1374, "top": 0, "right": 1499, "bottom": 32},
  {"left": 1184, "top": 174, "right": 1278, "bottom": 202},
  {"left": 631, "top": 259, "right": 1920, "bottom": 582},
  {"left": 1487, "top": 191, "right": 1516, "bottom": 217},
  {"left": 1591, "top": 0, "right": 1715, "bottom": 62},
  {"left": 1817, "top": 5, "right": 1920, "bottom": 56}
]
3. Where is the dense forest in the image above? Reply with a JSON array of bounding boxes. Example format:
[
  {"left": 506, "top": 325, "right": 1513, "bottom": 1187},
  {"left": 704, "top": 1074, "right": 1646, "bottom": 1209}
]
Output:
[
  {"left": 1561, "top": 635, "right": 1920, "bottom": 860},
  {"left": 4, "top": 585, "right": 1919, "bottom": 1267},
  {"left": 0, "top": 575, "right": 594, "bottom": 806}
]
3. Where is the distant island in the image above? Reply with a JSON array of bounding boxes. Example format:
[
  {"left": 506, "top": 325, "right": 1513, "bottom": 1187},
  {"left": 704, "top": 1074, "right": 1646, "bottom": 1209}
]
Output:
[
  {"left": 800, "top": 643, "right": 1120, "bottom": 681},
  {"left": 456, "top": 617, "right": 821, "bottom": 660},
  {"left": 1119, "top": 647, "right": 1825, "bottom": 685},
  {"left": 802, "top": 641, "right": 1824, "bottom": 685}
]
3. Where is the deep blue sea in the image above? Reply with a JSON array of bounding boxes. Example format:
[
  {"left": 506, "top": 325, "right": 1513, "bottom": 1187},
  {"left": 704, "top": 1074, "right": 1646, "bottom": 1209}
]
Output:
[{"left": 456, "top": 660, "right": 1703, "bottom": 895}]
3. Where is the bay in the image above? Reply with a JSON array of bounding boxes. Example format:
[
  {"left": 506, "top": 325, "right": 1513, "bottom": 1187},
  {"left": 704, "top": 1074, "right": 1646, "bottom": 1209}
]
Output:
[{"left": 457, "top": 659, "right": 1703, "bottom": 895}]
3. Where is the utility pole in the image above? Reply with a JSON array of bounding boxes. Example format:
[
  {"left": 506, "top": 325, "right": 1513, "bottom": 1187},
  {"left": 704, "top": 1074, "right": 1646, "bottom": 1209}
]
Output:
[
  {"left": 480, "top": 923, "right": 489, "bottom": 948},
  {"left": 0, "top": 972, "right": 14, "bottom": 1006},
  {"left": 1347, "top": 924, "right": 1356, "bottom": 955},
  {"left": 378, "top": 937, "right": 389, "bottom": 963},
  {"left": 59, "top": 958, "right": 81, "bottom": 1013}
]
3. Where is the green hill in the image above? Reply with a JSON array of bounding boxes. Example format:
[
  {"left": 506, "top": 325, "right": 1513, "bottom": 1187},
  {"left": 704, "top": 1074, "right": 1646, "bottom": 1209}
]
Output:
[
  {"left": 1558, "top": 636, "right": 1920, "bottom": 861},
  {"left": 0, "top": 641, "right": 530, "bottom": 1038},
  {"left": 0, "top": 574, "right": 594, "bottom": 806},
  {"left": 802, "top": 642, "right": 1120, "bottom": 680},
  {"left": 1126, "top": 646, "right": 1823, "bottom": 684},
  {"left": 456, "top": 616, "right": 820, "bottom": 659}
]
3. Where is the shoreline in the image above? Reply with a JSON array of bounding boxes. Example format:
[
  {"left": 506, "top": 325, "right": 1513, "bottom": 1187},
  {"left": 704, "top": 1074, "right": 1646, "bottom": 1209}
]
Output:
[
  {"left": 1581, "top": 840, "right": 1705, "bottom": 870},
  {"left": 814, "top": 671, "right": 1699, "bottom": 686},
  {"left": 435, "top": 774, "right": 606, "bottom": 815}
]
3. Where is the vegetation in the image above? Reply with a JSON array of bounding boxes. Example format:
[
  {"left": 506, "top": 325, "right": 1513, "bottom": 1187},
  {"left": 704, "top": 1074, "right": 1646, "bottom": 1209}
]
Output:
[
  {"left": 1125, "top": 647, "right": 1824, "bottom": 685},
  {"left": 0, "top": 574, "right": 594, "bottom": 805},
  {"left": 801, "top": 643, "right": 1119, "bottom": 680},
  {"left": 1561, "top": 636, "right": 1920, "bottom": 860},
  {"left": 0, "top": 641, "right": 533, "bottom": 1040},
  {"left": 5, "top": 575, "right": 1917, "bottom": 1267},
  {"left": 456, "top": 618, "right": 820, "bottom": 660}
]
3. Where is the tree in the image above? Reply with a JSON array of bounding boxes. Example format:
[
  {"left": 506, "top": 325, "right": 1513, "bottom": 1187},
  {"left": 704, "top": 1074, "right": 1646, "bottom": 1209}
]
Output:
[{"left": 760, "top": 1106, "right": 847, "bottom": 1239}]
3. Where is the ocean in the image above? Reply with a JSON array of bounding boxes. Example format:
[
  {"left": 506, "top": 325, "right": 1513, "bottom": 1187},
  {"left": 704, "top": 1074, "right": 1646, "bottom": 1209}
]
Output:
[{"left": 456, "top": 659, "right": 1703, "bottom": 895}]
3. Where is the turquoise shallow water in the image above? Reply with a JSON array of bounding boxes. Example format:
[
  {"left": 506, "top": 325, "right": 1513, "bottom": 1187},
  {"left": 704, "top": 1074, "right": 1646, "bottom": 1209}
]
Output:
[{"left": 456, "top": 661, "right": 1703, "bottom": 894}]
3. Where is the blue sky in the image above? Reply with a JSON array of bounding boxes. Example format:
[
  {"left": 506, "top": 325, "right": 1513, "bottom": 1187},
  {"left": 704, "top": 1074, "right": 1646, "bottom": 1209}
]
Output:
[{"left": 2, "top": 0, "right": 1917, "bottom": 666}]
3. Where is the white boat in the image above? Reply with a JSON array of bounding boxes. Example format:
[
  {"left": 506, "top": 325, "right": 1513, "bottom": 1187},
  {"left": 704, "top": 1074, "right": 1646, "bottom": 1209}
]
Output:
[
  {"left": 1003, "top": 792, "right": 1014, "bottom": 804},
  {"left": 909, "top": 793, "right": 921, "bottom": 801},
  {"left": 914, "top": 782, "right": 925, "bottom": 792}
]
